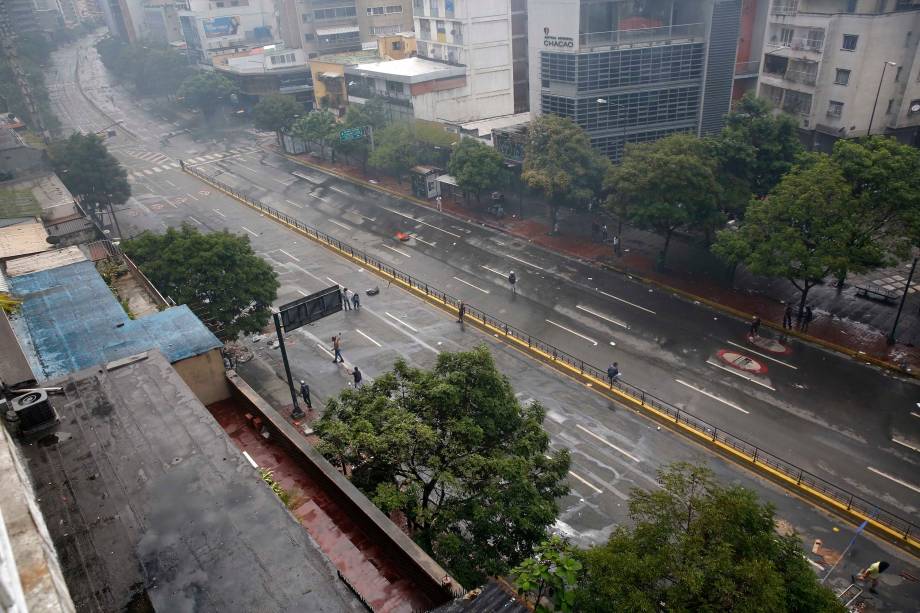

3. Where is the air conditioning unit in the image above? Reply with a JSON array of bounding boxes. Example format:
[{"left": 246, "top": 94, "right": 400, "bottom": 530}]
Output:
[{"left": 12, "top": 390, "right": 56, "bottom": 432}]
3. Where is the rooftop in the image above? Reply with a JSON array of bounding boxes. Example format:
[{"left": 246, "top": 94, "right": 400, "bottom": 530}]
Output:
[
  {"left": 0, "top": 221, "right": 52, "bottom": 260},
  {"left": 4, "top": 245, "right": 86, "bottom": 277},
  {"left": 0, "top": 127, "right": 25, "bottom": 152},
  {"left": 346, "top": 57, "right": 466, "bottom": 84},
  {"left": 17, "top": 350, "right": 364, "bottom": 612},
  {"left": 8, "top": 260, "right": 222, "bottom": 380},
  {"left": 312, "top": 48, "right": 380, "bottom": 66},
  {"left": 0, "top": 308, "right": 34, "bottom": 389},
  {"left": 457, "top": 112, "right": 533, "bottom": 138},
  {"left": 0, "top": 187, "right": 41, "bottom": 220}
]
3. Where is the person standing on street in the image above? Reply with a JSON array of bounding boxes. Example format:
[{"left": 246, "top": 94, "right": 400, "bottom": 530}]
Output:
[
  {"left": 332, "top": 334, "right": 343, "bottom": 363},
  {"left": 352, "top": 291, "right": 360, "bottom": 310},
  {"left": 783, "top": 304, "right": 793, "bottom": 330},
  {"left": 342, "top": 287, "right": 352, "bottom": 311},
  {"left": 352, "top": 366, "right": 363, "bottom": 388},
  {"left": 612, "top": 235, "right": 620, "bottom": 255},
  {"left": 749, "top": 315, "right": 761, "bottom": 338},
  {"left": 801, "top": 306, "right": 814, "bottom": 332},
  {"left": 607, "top": 362, "right": 620, "bottom": 386},
  {"left": 299, "top": 380, "right": 312, "bottom": 409},
  {"left": 508, "top": 270, "right": 517, "bottom": 296},
  {"left": 457, "top": 300, "right": 466, "bottom": 324},
  {"left": 601, "top": 225, "right": 609, "bottom": 243},
  {"left": 853, "top": 560, "right": 889, "bottom": 593}
]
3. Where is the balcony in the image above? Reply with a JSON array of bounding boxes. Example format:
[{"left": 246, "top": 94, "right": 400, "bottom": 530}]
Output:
[
  {"left": 734, "top": 60, "right": 760, "bottom": 78},
  {"left": 784, "top": 69, "right": 816, "bottom": 86},
  {"left": 579, "top": 22, "right": 705, "bottom": 50},
  {"left": 347, "top": 85, "right": 413, "bottom": 108},
  {"left": 771, "top": 1, "right": 798, "bottom": 15}
]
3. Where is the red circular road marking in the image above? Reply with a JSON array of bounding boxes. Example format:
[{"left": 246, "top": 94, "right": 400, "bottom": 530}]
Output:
[{"left": 717, "top": 349, "right": 768, "bottom": 375}]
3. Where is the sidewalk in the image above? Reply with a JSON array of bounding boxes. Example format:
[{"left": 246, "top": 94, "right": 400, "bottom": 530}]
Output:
[{"left": 277, "top": 147, "right": 920, "bottom": 375}]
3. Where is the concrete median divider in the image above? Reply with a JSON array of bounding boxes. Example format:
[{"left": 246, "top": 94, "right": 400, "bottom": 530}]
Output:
[{"left": 185, "top": 163, "right": 920, "bottom": 557}]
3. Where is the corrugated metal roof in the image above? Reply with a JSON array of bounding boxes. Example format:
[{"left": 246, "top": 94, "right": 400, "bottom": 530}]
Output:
[
  {"left": 8, "top": 260, "right": 221, "bottom": 380},
  {"left": 5, "top": 246, "right": 87, "bottom": 277}
]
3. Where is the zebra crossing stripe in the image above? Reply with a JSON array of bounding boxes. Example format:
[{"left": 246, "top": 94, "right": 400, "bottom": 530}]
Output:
[
  {"left": 153, "top": 167, "right": 163, "bottom": 172},
  {"left": 144, "top": 169, "right": 154, "bottom": 175},
  {"left": 170, "top": 162, "right": 179, "bottom": 168}
]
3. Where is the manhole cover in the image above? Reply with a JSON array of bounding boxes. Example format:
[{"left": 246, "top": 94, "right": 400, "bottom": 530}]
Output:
[{"left": 716, "top": 350, "right": 768, "bottom": 375}]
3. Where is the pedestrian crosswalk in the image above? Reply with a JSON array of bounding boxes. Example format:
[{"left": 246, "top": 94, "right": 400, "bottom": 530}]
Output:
[
  {"left": 125, "top": 148, "right": 259, "bottom": 181},
  {"left": 124, "top": 148, "right": 172, "bottom": 165}
]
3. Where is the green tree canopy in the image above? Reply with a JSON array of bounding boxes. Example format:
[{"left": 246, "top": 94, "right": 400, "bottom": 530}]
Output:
[
  {"left": 522, "top": 114, "right": 609, "bottom": 221},
  {"left": 49, "top": 133, "right": 130, "bottom": 207},
  {"left": 368, "top": 121, "right": 417, "bottom": 182},
  {"left": 606, "top": 133, "right": 721, "bottom": 265},
  {"left": 314, "top": 346, "right": 570, "bottom": 587},
  {"left": 95, "top": 38, "right": 190, "bottom": 97},
  {"left": 122, "top": 224, "right": 279, "bottom": 340},
  {"left": 447, "top": 138, "right": 506, "bottom": 201},
  {"left": 712, "top": 154, "right": 851, "bottom": 313},
  {"left": 292, "top": 109, "right": 338, "bottom": 161},
  {"left": 177, "top": 71, "right": 238, "bottom": 116},
  {"left": 336, "top": 98, "right": 390, "bottom": 171},
  {"left": 252, "top": 94, "right": 303, "bottom": 137},
  {"left": 513, "top": 536, "right": 581, "bottom": 613},
  {"left": 573, "top": 463, "right": 844, "bottom": 613}
]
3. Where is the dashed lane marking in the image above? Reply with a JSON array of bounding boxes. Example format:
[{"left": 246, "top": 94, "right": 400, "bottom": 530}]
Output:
[
  {"left": 328, "top": 219, "right": 352, "bottom": 231},
  {"left": 545, "top": 319, "right": 598, "bottom": 346},
  {"left": 597, "top": 289, "right": 657, "bottom": 315},
  {"left": 286, "top": 199, "right": 304, "bottom": 209},
  {"left": 867, "top": 466, "right": 920, "bottom": 494},
  {"left": 297, "top": 289, "right": 308, "bottom": 296},
  {"left": 326, "top": 276, "right": 341, "bottom": 287},
  {"left": 453, "top": 276, "right": 490, "bottom": 294},
  {"left": 355, "top": 329, "right": 382, "bottom": 347},
  {"left": 726, "top": 340, "right": 797, "bottom": 370},
  {"left": 385, "top": 311, "right": 418, "bottom": 332},
  {"left": 706, "top": 359, "right": 776, "bottom": 391},
  {"left": 240, "top": 225, "right": 259, "bottom": 237},
  {"left": 411, "top": 234, "right": 436, "bottom": 247},
  {"left": 567, "top": 470, "right": 603, "bottom": 494},
  {"left": 212, "top": 208, "right": 226, "bottom": 218},
  {"left": 481, "top": 265, "right": 507, "bottom": 277},
  {"left": 278, "top": 249, "right": 300, "bottom": 262},
  {"left": 187, "top": 216, "right": 203, "bottom": 226},
  {"left": 575, "top": 424, "right": 641, "bottom": 463},
  {"left": 186, "top": 192, "right": 199, "bottom": 201},
  {"left": 892, "top": 437, "right": 920, "bottom": 453},
  {"left": 379, "top": 205, "right": 461, "bottom": 238},
  {"left": 576, "top": 304, "right": 628, "bottom": 329},
  {"left": 329, "top": 185, "right": 348, "bottom": 195},
  {"left": 382, "top": 244, "right": 411, "bottom": 258},
  {"left": 506, "top": 253, "right": 544, "bottom": 271},
  {"left": 675, "top": 379, "right": 749, "bottom": 414}
]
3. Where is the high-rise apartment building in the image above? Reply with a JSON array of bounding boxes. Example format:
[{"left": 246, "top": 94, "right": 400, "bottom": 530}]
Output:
[
  {"left": 411, "top": 0, "right": 516, "bottom": 119},
  {"left": 280, "top": 0, "right": 412, "bottom": 58},
  {"left": 528, "top": 0, "right": 741, "bottom": 160},
  {"left": 178, "top": 0, "right": 276, "bottom": 61},
  {"left": 358, "top": 0, "right": 411, "bottom": 38},
  {"left": 757, "top": 0, "right": 920, "bottom": 149}
]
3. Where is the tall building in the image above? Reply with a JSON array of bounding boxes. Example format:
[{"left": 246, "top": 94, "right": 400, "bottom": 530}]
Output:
[
  {"left": 358, "top": 0, "right": 411, "bottom": 38},
  {"left": 410, "top": 0, "right": 516, "bottom": 120},
  {"left": 297, "top": 0, "right": 363, "bottom": 56},
  {"left": 178, "top": 0, "right": 277, "bottom": 62},
  {"left": 757, "top": 0, "right": 920, "bottom": 149},
  {"left": 528, "top": 0, "right": 742, "bottom": 160}
]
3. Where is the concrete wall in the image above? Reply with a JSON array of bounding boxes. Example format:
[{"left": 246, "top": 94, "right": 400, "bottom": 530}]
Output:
[{"left": 173, "top": 348, "right": 231, "bottom": 405}]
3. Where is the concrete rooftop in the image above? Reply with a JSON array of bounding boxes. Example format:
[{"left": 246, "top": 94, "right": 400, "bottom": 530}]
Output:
[{"left": 346, "top": 57, "right": 466, "bottom": 84}]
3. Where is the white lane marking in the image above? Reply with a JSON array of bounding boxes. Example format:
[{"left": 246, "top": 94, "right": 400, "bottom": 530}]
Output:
[
  {"left": 212, "top": 208, "right": 226, "bottom": 218},
  {"left": 310, "top": 193, "right": 329, "bottom": 202},
  {"left": 411, "top": 234, "right": 436, "bottom": 247},
  {"left": 286, "top": 199, "right": 304, "bottom": 209},
  {"left": 355, "top": 329, "right": 382, "bottom": 347},
  {"left": 892, "top": 437, "right": 920, "bottom": 453},
  {"left": 506, "top": 253, "right": 544, "bottom": 271},
  {"left": 328, "top": 219, "right": 353, "bottom": 231},
  {"left": 144, "top": 169, "right": 154, "bottom": 175},
  {"left": 568, "top": 470, "right": 603, "bottom": 494},
  {"left": 867, "top": 466, "right": 920, "bottom": 494},
  {"left": 674, "top": 379, "right": 749, "bottom": 414},
  {"left": 297, "top": 289, "right": 308, "bottom": 296},
  {"left": 153, "top": 166, "right": 163, "bottom": 172},
  {"left": 278, "top": 248, "right": 300, "bottom": 262},
  {"left": 726, "top": 340, "right": 797, "bottom": 370},
  {"left": 385, "top": 311, "right": 419, "bottom": 332},
  {"left": 240, "top": 226, "right": 259, "bottom": 237},
  {"left": 242, "top": 451, "right": 258, "bottom": 468},
  {"left": 706, "top": 359, "right": 776, "bottom": 391},
  {"left": 170, "top": 162, "right": 179, "bottom": 168},
  {"left": 351, "top": 210, "right": 376, "bottom": 222},
  {"left": 545, "top": 319, "right": 598, "bottom": 346},
  {"left": 453, "top": 276, "right": 490, "bottom": 294},
  {"left": 805, "top": 557, "right": 824, "bottom": 571},
  {"left": 382, "top": 244, "right": 411, "bottom": 258},
  {"left": 326, "top": 276, "right": 341, "bottom": 286},
  {"left": 481, "top": 265, "right": 507, "bottom": 277},
  {"left": 316, "top": 343, "right": 335, "bottom": 358},
  {"left": 165, "top": 179, "right": 177, "bottom": 187},
  {"left": 187, "top": 216, "right": 203, "bottom": 226},
  {"left": 576, "top": 304, "right": 628, "bottom": 329},
  {"left": 374, "top": 311, "right": 438, "bottom": 354},
  {"left": 186, "top": 192, "right": 199, "bottom": 201},
  {"left": 911, "top": 411, "right": 920, "bottom": 419},
  {"left": 598, "top": 289, "right": 657, "bottom": 315},
  {"left": 379, "top": 205, "right": 461, "bottom": 238},
  {"left": 575, "top": 424, "right": 641, "bottom": 463},
  {"left": 329, "top": 185, "right": 348, "bottom": 195},
  {"left": 236, "top": 162, "right": 259, "bottom": 173}
]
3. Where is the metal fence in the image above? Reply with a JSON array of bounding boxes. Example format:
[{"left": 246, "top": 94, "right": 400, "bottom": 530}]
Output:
[{"left": 184, "top": 163, "right": 919, "bottom": 547}]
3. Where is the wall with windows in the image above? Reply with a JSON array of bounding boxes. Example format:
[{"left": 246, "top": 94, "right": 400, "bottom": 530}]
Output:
[
  {"left": 357, "top": 0, "right": 411, "bottom": 45},
  {"left": 179, "top": 0, "right": 276, "bottom": 55}
]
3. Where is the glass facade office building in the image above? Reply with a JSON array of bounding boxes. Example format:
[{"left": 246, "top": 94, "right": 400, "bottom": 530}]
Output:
[{"left": 530, "top": 0, "right": 740, "bottom": 160}]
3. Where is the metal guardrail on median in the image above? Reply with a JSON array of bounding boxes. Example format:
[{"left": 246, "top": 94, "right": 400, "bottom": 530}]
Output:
[{"left": 183, "top": 163, "right": 919, "bottom": 549}]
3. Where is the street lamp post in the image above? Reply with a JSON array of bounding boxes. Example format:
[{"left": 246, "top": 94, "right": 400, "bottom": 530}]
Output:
[
  {"left": 868, "top": 61, "right": 896, "bottom": 136},
  {"left": 888, "top": 256, "right": 918, "bottom": 345}
]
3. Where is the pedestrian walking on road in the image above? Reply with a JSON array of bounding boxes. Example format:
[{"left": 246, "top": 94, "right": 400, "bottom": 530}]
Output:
[
  {"left": 783, "top": 304, "right": 793, "bottom": 330},
  {"left": 332, "top": 334, "right": 343, "bottom": 363},
  {"left": 801, "top": 306, "right": 814, "bottom": 332},
  {"left": 749, "top": 315, "right": 761, "bottom": 338},
  {"left": 352, "top": 291, "right": 360, "bottom": 310},
  {"left": 612, "top": 235, "right": 620, "bottom": 255},
  {"left": 601, "top": 224, "right": 609, "bottom": 243},
  {"left": 299, "top": 380, "right": 312, "bottom": 409},
  {"left": 508, "top": 271, "right": 517, "bottom": 296},
  {"left": 607, "top": 362, "right": 620, "bottom": 386},
  {"left": 457, "top": 300, "right": 466, "bottom": 324},
  {"left": 853, "top": 560, "right": 889, "bottom": 594},
  {"left": 342, "top": 287, "right": 352, "bottom": 311},
  {"left": 352, "top": 366, "right": 363, "bottom": 388},
  {"left": 436, "top": 195, "right": 442, "bottom": 212}
]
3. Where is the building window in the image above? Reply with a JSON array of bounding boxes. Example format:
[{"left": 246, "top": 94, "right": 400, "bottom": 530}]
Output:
[
  {"left": 367, "top": 6, "right": 384, "bottom": 15},
  {"left": 827, "top": 100, "right": 844, "bottom": 117},
  {"left": 896, "top": 66, "right": 903, "bottom": 81},
  {"left": 386, "top": 80, "right": 403, "bottom": 95},
  {"left": 429, "top": 0, "right": 438, "bottom": 17},
  {"left": 846, "top": 0, "right": 856, "bottom": 12},
  {"left": 886, "top": 99, "right": 894, "bottom": 114},
  {"left": 386, "top": 5, "right": 402, "bottom": 14},
  {"left": 304, "top": 33, "right": 314, "bottom": 41},
  {"left": 302, "top": 13, "right": 312, "bottom": 22},
  {"left": 315, "top": 6, "right": 356, "bottom": 19},
  {"left": 834, "top": 68, "right": 850, "bottom": 85},
  {"left": 413, "top": 0, "right": 422, "bottom": 11},
  {"left": 779, "top": 27, "right": 793, "bottom": 46},
  {"left": 841, "top": 34, "right": 858, "bottom": 51}
]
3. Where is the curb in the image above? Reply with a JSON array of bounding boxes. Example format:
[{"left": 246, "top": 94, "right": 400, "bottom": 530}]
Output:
[
  {"left": 185, "top": 165, "right": 920, "bottom": 559},
  {"left": 74, "top": 48, "right": 138, "bottom": 139},
  {"left": 275, "top": 149, "right": 917, "bottom": 382}
]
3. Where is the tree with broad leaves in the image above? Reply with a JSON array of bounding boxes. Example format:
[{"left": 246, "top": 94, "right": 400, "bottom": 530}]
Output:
[
  {"left": 336, "top": 98, "right": 390, "bottom": 173},
  {"left": 314, "top": 346, "right": 570, "bottom": 587},
  {"left": 177, "top": 71, "right": 238, "bottom": 117},
  {"left": 122, "top": 224, "right": 279, "bottom": 340},
  {"left": 448, "top": 138, "right": 506, "bottom": 202},
  {"left": 368, "top": 121, "right": 418, "bottom": 183},
  {"left": 253, "top": 94, "right": 303, "bottom": 143},
  {"left": 50, "top": 133, "right": 130, "bottom": 209},
  {"left": 606, "top": 133, "right": 721, "bottom": 267},
  {"left": 573, "top": 463, "right": 844, "bottom": 613},
  {"left": 512, "top": 536, "right": 581, "bottom": 613},
  {"left": 522, "top": 114, "right": 609, "bottom": 224},
  {"left": 291, "top": 110, "right": 338, "bottom": 161},
  {"left": 712, "top": 154, "right": 851, "bottom": 316}
]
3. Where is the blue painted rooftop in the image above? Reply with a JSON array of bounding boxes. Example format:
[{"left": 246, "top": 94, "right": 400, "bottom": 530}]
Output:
[{"left": 9, "top": 260, "right": 222, "bottom": 380}]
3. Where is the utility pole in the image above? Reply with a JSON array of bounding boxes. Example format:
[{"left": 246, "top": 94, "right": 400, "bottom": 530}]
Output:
[{"left": 888, "top": 256, "right": 917, "bottom": 345}]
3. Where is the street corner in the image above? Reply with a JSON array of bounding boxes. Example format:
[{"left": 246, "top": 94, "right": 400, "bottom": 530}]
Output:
[
  {"left": 716, "top": 349, "right": 769, "bottom": 375},
  {"left": 746, "top": 333, "right": 793, "bottom": 355}
]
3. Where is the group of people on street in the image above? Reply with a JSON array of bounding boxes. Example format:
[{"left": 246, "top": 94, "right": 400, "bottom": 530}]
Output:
[
  {"left": 782, "top": 304, "right": 814, "bottom": 332},
  {"left": 591, "top": 221, "right": 621, "bottom": 255},
  {"left": 329, "top": 333, "right": 363, "bottom": 387},
  {"left": 341, "top": 287, "right": 360, "bottom": 311}
]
